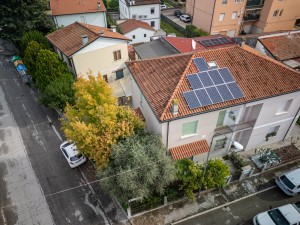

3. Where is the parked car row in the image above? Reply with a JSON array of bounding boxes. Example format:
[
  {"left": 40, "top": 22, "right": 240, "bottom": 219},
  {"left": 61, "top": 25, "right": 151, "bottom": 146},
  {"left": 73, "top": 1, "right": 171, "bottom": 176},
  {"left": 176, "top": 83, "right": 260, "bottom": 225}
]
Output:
[
  {"left": 174, "top": 10, "right": 191, "bottom": 23},
  {"left": 11, "top": 56, "right": 32, "bottom": 85}
]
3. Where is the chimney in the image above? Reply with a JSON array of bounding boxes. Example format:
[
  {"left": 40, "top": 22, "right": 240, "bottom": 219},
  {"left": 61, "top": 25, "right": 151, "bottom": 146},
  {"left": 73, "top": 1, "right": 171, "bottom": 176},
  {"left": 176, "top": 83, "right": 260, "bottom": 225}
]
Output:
[
  {"left": 192, "top": 39, "right": 196, "bottom": 50},
  {"left": 110, "top": 25, "right": 116, "bottom": 32},
  {"left": 171, "top": 98, "right": 179, "bottom": 115},
  {"left": 81, "top": 35, "right": 88, "bottom": 45},
  {"left": 97, "top": 2, "right": 101, "bottom": 10}
]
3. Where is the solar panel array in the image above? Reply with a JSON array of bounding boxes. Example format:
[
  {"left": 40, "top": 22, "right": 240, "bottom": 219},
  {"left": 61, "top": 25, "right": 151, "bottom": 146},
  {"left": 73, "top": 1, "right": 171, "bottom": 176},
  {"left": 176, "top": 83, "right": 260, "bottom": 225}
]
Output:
[
  {"left": 199, "top": 37, "right": 231, "bottom": 47},
  {"left": 183, "top": 58, "right": 244, "bottom": 109}
]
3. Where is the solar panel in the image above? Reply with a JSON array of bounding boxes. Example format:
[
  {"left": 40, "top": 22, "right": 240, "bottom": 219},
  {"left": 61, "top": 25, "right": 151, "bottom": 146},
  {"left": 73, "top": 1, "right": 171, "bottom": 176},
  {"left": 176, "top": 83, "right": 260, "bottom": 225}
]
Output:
[
  {"left": 183, "top": 91, "right": 201, "bottom": 109},
  {"left": 187, "top": 74, "right": 203, "bottom": 89},
  {"left": 218, "top": 68, "right": 235, "bottom": 82},
  {"left": 227, "top": 82, "right": 244, "bottom": 99},
  {"left": 198, "top": 71, "right": 214, "bottom": 87},
  {"left": 216, "top": 84, "right": 234, "bottom": 101},
  {"left": 208, "top": 70, "right": 224, "bottom": 85},
  {"left": 219, "top": 37, "right": 231, "bottom": 44},
  {"left": 195, "top": 89, "right": 212, "bottom": 106},
  {"left": 206, "top": 86, "right": 223, "bottom": 103},
  {"left": 193, "top": 57, "right": 209, "bottom": 71}
]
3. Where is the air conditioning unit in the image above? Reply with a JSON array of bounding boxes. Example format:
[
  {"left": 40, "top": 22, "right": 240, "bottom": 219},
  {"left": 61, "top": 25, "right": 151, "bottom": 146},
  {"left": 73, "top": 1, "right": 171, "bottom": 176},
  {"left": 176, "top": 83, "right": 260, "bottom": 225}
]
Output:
[
  {"left": 132, "top": 14, "right": 137, "bottom": 19},
  {"left": 138, "top": 15, "right": 143, "bottom": 19}
]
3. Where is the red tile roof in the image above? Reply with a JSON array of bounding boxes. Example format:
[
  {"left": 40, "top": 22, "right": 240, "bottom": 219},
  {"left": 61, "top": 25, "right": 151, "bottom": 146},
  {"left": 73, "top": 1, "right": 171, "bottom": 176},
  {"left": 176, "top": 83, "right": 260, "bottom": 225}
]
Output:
[
  {"left": 127, "top": 46, "right": 300, "bottom": 122},
  {"left": 259, "top": 31, "right": 300, "bottom": 61},
  {"left": 170, "top": 139, "right": 209, "bottom": 160},
  {"left": 50, "top": 0, "right": 106, "bottom": 15},
  {"left": 128, "top": 45, "right": 136, "bottom": 60},
  {"left": 47, "top": 22, "right": 130, "bottom": 57},
  {"left": 124, "top": 0, "right": 160, "bottom": 6},
  {"left": 119, "top": 19, "right": 156, "bottom": 34}
]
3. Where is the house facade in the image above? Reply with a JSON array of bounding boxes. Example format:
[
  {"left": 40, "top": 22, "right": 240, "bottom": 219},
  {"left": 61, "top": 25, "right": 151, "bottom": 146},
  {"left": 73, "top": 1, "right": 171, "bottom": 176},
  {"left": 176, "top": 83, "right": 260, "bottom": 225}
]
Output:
[
  {"left": 186, "top": 0, "right": 300, "bottom": 36},
  {"left": 47, "top": 22, "right": 130, "bottom": 83},
  {"left": 119, "top": 0, "right": 160, "bottom": 30},
  {"left": 127, "top": 46, "right": 300, "bottom": 162},
  {"left": 50, "top": 0, "right": 107, "bottom": 28}
]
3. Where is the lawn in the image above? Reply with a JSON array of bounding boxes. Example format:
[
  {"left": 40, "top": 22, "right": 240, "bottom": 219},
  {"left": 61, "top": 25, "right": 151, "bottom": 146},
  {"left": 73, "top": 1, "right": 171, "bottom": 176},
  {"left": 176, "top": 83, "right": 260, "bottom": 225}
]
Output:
[{"left": 160, "top": 21, "right": 185, "bottom": 37}]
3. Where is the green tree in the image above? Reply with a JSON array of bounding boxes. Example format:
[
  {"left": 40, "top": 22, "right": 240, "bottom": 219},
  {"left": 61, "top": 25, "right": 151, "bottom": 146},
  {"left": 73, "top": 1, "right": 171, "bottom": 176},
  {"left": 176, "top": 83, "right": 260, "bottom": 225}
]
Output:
[
  {"left": 99, "top": 132, "right": 176, "bottom": 204},
  {"left": 20, "top": 30, "right": 50, "bottom": 54},
  {"left": 109, "top": 0, "right": 119, "bottom": 11},
  {"left": 62, "top": 74, "right": 144, "bottom": 169},
  {"left": 35, "top": 49, "right": 69, "bottom": 90},
  {"left": 186, "top": 25, "right": 208, "bottom": 38},
  {"left": 39, "top": 73, "right": 75, "bottom": 110},
  {"left": 23, "top": 41, "right": 42, "bottom": 78},
  {"left": 176, "top": 159, "right": 202, "bottom": 200},
  {"left": 0, "top": 0, "right": 54, "bottom": 42}
]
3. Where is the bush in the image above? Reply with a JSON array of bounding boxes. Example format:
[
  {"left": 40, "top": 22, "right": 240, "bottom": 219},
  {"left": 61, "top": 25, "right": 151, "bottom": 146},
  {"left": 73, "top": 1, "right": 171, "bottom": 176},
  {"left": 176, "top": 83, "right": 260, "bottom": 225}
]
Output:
[
  {"left": 186, "top": 25, "right": 208, "bottom": 38},
  {"left": 229, "top": 152, "right": 249, "bottom": 169},
  {"left": 109, "top": 0, "right": 119, "bottom": 11},
  {"left": 20, "top": 30, "right": 50, "bottom": 54}
]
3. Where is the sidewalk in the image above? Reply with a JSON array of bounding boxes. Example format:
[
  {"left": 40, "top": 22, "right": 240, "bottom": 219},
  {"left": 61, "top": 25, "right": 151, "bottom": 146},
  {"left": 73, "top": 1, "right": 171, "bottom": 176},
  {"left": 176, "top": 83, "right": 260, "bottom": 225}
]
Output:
[{"left": 131, "top": 125, "right": 300, "bottom": 225}]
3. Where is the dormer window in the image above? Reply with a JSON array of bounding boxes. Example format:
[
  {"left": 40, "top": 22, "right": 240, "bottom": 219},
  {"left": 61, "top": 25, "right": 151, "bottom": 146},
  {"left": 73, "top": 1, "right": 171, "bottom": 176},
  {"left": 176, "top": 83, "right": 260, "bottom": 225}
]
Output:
[{"left": 207, "top": 61, "right": 218, "bottom": 69}]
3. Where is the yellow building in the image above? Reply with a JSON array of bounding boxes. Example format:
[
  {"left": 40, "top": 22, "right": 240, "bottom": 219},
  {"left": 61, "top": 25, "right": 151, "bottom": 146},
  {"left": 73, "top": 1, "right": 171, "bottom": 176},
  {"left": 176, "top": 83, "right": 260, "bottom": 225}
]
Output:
[{"left": 186, "top": 0, "right": 300, "bottom": 36}]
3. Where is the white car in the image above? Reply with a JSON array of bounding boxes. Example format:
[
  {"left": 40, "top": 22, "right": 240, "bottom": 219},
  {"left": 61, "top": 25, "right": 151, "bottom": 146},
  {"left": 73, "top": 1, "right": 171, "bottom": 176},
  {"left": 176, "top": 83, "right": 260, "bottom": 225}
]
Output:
[
  {"left": 161, "top": 4, "right": 167, "bottom": 10},
  {"left": 60, "top": 141, "right": 86, "bottom": 168},
  {"left": 180, "top": 15, "right": 191, "bottom": 23},
  {"left": 275, "top": 168, "right": 300, "bottom": 196}
]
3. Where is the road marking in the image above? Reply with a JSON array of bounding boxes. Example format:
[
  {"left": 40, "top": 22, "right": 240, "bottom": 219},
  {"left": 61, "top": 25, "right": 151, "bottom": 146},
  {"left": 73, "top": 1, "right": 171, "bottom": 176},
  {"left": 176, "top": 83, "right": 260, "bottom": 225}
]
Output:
[
  {"left": 171, "top": 186, "right": 276, "bottom": 224},
  {"left": 0, "top": 208, "right": 7, "bottom": 225},
  {"left": 46, "top": 115, "right": 63, "bottom": 142}
]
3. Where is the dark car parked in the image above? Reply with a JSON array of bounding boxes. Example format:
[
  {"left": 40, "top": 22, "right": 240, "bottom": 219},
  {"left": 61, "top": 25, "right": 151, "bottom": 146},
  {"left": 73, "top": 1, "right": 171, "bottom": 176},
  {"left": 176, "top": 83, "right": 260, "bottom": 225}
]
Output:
[{"left": 174, "top": 10, "right": 183, "bottom": 17}]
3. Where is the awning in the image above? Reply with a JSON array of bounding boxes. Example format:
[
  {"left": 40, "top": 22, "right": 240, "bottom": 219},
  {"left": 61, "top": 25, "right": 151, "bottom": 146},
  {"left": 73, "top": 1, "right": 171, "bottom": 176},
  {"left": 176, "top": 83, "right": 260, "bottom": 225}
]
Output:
[
  {"left": 169, "top": 139, "right": 209, "bottom": 160},
  {"left": 109, "top": 75, "right": 132, "bottom": 98}
]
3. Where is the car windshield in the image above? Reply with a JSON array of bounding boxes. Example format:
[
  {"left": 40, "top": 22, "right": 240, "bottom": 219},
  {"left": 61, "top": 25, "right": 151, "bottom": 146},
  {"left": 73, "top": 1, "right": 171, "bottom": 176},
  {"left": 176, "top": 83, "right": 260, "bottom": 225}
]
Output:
[
  {"left": 280, "top": 175, "right": 295, "bottom": 189},
  {"left": 70, "top": 154, "right": 83, "bottom": 161},
  {"left": 268, "top": 209, "right": 289, "bottom": 225}
]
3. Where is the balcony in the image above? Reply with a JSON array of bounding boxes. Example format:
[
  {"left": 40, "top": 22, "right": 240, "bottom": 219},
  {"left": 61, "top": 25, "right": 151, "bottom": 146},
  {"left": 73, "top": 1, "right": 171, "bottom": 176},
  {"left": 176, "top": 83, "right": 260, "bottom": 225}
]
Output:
[
  {"left": 246, "top": 0, "right": 264, "bottom": 8},
  {"left": 243, "top": 13, "right": 260, "bottom": 22},
  {"left": 214, "top": 120, "right": 256, "bottom": 134}
]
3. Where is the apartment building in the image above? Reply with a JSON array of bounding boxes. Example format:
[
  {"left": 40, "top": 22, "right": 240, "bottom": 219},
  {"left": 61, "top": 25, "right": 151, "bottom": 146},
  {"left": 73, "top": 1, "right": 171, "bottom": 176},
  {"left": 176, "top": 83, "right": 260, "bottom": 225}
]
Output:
[{"left": 186, "top": 0, "right": 300, "bottom": 36}]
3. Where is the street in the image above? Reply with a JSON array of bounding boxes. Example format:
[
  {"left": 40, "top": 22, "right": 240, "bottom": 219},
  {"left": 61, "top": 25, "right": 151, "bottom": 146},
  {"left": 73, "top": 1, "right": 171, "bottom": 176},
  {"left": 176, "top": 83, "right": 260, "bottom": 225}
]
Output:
[
  {"left": 175, "top": 186, "right": 300, "bottom": 225},
  {"left": 0, "top": 41, "right": 128, "bottom": 225}
]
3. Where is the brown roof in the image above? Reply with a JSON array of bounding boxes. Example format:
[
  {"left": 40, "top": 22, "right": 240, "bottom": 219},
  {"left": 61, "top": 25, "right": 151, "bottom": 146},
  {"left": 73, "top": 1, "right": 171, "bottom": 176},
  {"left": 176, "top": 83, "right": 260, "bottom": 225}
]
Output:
[
  {"left": 127, "top": 46, "right": 300, "bottom": 122},
  {"left": 124, "top": 0, "right": 160, "bottom": 6},
  {"left": 170, "top": 139, "right": 209, "bottom": 160},
  {"left": 50, "top": 0, "right": 106, "bottom": 15},
  {"left": 47, "top": 22, "right": 130, "bottom": 57},
  {"left": 259, "top": 31, "right": 300, "bottom": 61},
  {"left": 128, "top": 45, "right": 136, "bottom": 60},
  {"left": 119, "top": 19, "right": 156, "bottom": 34}
]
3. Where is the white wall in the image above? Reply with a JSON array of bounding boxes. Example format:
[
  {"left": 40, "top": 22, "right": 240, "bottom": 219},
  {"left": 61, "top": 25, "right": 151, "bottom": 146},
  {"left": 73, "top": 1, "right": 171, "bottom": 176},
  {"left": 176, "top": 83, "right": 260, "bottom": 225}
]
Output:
[
  {"left": 54, "top": 12, "right": 106, "bottom": 28},
  {"left": 255, "top": 40, "right": 274, "bottom": 59},
  {"left": 125, "top": 28, "right": 155, "bottom": 44}
]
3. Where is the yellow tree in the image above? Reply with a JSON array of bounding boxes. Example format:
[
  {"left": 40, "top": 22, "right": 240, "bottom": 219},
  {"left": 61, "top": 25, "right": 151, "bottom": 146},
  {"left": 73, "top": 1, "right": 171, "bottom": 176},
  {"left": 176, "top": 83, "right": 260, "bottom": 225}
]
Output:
[{"left": 62, "top": 73, "right": 144, "bottom": 169}]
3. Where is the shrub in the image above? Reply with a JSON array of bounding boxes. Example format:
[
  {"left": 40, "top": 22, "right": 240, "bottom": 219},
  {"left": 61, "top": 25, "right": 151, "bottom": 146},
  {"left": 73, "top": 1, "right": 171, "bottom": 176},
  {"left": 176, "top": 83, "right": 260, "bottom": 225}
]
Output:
[
  {"left": 229, "top": 152, "right": 249, "bottom": 169},
  {"left": 186, "top": 25, "right": 208, "bottom": 38}
]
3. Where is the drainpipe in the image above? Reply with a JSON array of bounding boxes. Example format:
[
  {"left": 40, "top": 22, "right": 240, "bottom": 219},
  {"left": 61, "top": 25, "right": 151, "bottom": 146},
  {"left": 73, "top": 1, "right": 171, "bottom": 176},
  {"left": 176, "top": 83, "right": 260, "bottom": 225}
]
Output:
[
  {"left": 166, "top": 121, "right": 170, "bottom": 150},
  {"left": 283, "top": 107, "right": 300, "bottom": 141}
]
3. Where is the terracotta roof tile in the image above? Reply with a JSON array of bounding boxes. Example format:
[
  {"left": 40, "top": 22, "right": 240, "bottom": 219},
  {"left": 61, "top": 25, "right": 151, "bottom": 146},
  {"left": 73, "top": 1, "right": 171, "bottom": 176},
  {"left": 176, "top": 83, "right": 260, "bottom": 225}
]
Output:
[
  {"left": 50, "top": 0, "right": 106, "bottom": 15},
  {"left": 128, "top": 45, "right": 136, "bottom": 60},
  {"left": 119, "top": 19, "right": 156, "bottom": 34},
  {"left": 170, "top": 139, "right": 209, "bottom": 160},
  {"left": 127, "top": 46, "right": 300, "bottom": 122},
  {"left": 47, "top": 22, "right": 130, "bottom": 57},
  {"left": 259, "top": 31, "right": 300, "bottom": 61}
]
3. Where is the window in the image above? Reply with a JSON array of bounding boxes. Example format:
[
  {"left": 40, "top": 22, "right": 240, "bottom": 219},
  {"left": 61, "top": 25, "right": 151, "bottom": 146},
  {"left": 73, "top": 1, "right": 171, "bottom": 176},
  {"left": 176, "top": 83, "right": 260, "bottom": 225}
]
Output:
[
  {"left": 80, "top": 15, "right": 86, "bottom": 23},
  {"left": 219, "top": 13, "right": 225, "bottom": 21},
  {"left": 151, "top": 21, "right": 155, "bottom": 27},
  {"left": 182, "top": 121, "right": 198, "bottom": 137},
  {"left": 151, "top": 7, "right": 155, "bottom": 14},
  {"left": 207, "top": 61, "right": 218, "bottom": 69},
  {"left": 116, "top": 69, "right": 124, "bottom": 80},
  {"left": 215, "top": 138, "right": 227, "bottom": 150},
  {"left": 132, "top": 35, "right": 135, "bottom": 39},
  {"left": 235, "top": 0, "right": 239, "bottom": 3},
  {"left": 144, "top": 34, "right": 147, "bottom": 37},
  {"left": 222, "top": 0, "right": 227, "bottom": 4},
  {"left": 113, "top": 50, "right": 121, "bottom": 61},
  {"left": 279, "top": 9, "right": 283, "bottom": 16},
  {"left": 266, "top": 126, "right": 280, "bottom": 140},
  {"left": 68, "top": 58, "right": 72, "bottom": 67},
  {"left": 216, "top": 111, "right": 226, "bottom": 127},
  {"left": 273, "top": 10, "right": 279, "bottom": 17},
  {"left": 276, "top": 99, "right": 292, "bottom": 114},
  {"left": 102, "top": 74, "right": 108, "bottom": 82},
  {"left": 232, "top": 11, "right": 237, "bottom": 20}
]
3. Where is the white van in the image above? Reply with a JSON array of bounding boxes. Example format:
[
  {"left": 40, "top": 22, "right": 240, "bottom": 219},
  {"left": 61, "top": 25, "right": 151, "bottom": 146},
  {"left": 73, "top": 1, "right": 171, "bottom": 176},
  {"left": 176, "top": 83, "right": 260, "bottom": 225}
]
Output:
[
  {"left": 253, "top": 202, "right": 300, "bottom": 225},
  {"left": 275, "top": 168, "right": 300, "bottom": 196}
]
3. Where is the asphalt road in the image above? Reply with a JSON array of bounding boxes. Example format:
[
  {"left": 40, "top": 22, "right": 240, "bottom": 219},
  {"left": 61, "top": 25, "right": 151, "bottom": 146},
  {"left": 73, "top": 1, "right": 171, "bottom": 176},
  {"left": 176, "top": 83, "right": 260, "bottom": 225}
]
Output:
[
  {"left": 175, "top": 186, "right": 300, "bottom": 225},
  {"left": 0, "top": 40, "right": 128, "bottom": 225}
]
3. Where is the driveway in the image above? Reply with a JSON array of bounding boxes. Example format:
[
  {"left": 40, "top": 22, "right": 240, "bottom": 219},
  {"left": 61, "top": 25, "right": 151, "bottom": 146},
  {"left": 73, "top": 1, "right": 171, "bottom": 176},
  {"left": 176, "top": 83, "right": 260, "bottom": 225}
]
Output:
[
  {"left": 0, "top": 39, "right": 129, "bottom": 225},
  {"left": 161, "top": 8, "right": 191, "bottom": 29}
]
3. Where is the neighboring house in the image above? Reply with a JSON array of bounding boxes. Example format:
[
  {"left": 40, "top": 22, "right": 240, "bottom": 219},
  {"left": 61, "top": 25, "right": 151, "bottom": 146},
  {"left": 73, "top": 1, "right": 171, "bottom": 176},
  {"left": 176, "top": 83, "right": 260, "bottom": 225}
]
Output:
[
  {"left": 49, "top": 0, "right": 107, "bottom": 28},
  {"left": 254, "top": 30, "right": 300, "bottom": 71},
  {"left": 46, "top": 22, "right": 130, "bottom": 83},
  {"left": 119, "top": 0, "right": 161, "bottom": 30},
  {"left": 127, "top": 46, "right": 300, "bottom": 162},
  {"left": 119, "top": 19, "right": 156, "bottom": 44},
  {"left": 186, "top": 0, "right": 300, "bottom": 36}
]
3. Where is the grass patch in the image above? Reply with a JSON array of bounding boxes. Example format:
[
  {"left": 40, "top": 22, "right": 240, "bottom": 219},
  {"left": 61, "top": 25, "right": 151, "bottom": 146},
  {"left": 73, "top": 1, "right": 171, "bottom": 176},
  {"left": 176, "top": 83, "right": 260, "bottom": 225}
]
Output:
[{"left": 160, "top": 21, "right": 185, "bottom": 37}]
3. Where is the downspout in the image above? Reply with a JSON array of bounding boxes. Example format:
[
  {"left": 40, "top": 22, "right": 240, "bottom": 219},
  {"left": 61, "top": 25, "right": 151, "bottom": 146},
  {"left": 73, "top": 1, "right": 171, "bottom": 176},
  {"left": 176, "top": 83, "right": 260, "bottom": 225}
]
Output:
[
  {"left": 283, "top": 107, "right": 300, "bottom": 141},
  {"left": 209, "top": 0, "right": 217, "bottom": 34},
  {"left": 166, "top": 121, "right": 170, "bottom": 150}
]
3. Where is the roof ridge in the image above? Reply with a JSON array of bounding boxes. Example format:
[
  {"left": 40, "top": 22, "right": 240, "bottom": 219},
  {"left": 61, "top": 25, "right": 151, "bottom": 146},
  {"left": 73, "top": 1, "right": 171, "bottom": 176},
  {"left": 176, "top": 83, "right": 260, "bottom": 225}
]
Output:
[{"left": 76, "top": 22, "right": 99, "bottom": 35}]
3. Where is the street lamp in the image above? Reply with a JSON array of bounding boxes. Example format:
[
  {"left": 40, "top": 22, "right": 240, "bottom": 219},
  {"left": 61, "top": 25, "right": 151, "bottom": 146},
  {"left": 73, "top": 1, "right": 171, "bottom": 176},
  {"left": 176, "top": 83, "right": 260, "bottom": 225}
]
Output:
[{"left": 199, "top": 133, "right": 243, "bottom": 195}]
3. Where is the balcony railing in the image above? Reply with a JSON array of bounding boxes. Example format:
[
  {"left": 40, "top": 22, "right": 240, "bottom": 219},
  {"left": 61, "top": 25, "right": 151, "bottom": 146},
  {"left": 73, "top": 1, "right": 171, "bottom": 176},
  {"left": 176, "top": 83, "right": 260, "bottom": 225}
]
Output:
[
  {"left": 214, "top": 120, "right": 256, "bottom": 134},
  {"left": 243, "top": 14, "right": 260, "bottom": 22},
  {"left": 246, "top": 0, "right": 264, "bottom": 8}
]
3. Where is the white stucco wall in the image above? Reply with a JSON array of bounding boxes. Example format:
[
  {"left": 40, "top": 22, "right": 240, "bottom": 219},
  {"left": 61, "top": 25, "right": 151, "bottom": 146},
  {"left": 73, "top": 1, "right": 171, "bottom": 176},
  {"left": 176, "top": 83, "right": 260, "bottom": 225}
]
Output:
[
  {"left": 125, "top": 28, "right": 155, "bottom": 44},
  {"left": 254, "top": 40, "right": 274, "bottom": 59},
  {"left": 53, "top": 12, "right": 106, "bottom": 28}
]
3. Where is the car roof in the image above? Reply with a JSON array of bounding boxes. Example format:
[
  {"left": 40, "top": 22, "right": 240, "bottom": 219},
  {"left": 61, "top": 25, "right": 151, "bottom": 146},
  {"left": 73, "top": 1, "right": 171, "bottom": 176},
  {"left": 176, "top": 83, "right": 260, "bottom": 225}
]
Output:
[
  {"left": 279, "top": 204, "right": 300, "bottom": 223},
  {"left": 285, "top": 168, "right": 300, "bottom": 185},
  {"left": 62, "top": 142, "right": 79, "bottom": 157}
]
